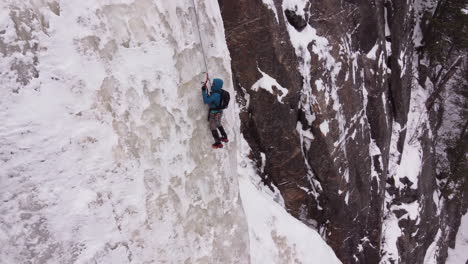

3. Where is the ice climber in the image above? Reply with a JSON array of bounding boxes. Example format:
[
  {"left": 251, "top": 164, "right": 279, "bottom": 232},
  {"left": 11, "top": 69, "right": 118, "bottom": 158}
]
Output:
[{"left": 201, "top": 78, "right": 230, "bottom": 149}]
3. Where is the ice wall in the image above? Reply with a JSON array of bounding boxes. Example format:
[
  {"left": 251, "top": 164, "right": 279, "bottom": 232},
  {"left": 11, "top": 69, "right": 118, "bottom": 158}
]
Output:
[{"left": 0, "top": 0, "right": 249, "bottom": 263}]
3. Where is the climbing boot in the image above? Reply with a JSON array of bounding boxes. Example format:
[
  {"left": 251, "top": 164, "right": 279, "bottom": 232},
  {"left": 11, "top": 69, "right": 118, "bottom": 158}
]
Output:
[{"left": 212, "top": 142, "right": 223, "bottom": 149}]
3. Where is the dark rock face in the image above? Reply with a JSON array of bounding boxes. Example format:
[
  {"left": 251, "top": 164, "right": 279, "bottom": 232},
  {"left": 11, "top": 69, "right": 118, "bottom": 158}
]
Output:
[
  {"left": 220, "top": 0, "right": 388, "bottom": 262},
  {"left": 218, "top": 0, "right": 313, "bottom": 217},
  {"left": 284, "top": 10, "right": 307, "bottom": 31},
  {"left": 219, "top": 0, "right": 467, "bottom": 263}
]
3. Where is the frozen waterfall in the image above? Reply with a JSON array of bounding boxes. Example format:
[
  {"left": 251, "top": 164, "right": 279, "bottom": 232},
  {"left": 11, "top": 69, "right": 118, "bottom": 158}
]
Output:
[{"left": 0, "top": 0, "right": 341, "bottom": 263}]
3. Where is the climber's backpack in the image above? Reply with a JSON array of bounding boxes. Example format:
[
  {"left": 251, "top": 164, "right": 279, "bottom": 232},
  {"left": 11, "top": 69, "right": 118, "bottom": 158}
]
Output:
[{"left": 213, "top": 89, "right": 230, "bottom": 110}]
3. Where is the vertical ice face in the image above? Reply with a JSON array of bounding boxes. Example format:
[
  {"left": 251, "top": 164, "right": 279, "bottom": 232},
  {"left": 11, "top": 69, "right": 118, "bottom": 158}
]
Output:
[{"left": 0, "top": 0, "right": 249, "bottom": 263}]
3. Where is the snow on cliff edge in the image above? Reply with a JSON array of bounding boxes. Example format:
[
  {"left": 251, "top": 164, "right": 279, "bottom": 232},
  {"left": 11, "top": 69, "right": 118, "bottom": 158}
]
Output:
[{"left": 238, "top": 134, "right": 342, "bottom": 264}]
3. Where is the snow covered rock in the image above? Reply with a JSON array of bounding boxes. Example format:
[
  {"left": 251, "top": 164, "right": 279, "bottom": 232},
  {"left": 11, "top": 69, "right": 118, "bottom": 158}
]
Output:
[
  {"left": 220, "top": 0, "right": 467, "bottom": 263},
  {"left": 220, "top": 0, "right": 389, "bottom": 262}
]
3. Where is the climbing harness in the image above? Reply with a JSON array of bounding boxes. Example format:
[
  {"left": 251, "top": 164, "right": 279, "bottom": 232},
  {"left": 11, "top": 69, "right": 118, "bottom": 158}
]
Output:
[{"left": 191, "top": 0, "right": 212, "bottom": 90}]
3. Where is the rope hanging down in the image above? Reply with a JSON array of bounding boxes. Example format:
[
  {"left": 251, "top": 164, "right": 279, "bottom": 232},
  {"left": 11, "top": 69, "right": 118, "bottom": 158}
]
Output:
[{"left": 191, "top": 0, "right": 211, "bottom": 88}]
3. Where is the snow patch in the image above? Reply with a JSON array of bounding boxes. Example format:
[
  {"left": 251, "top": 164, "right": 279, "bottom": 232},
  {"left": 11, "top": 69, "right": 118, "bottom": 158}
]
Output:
[
  {"left": 282, "top": 0, "right": 308, "bottom": 17},
  {"left": 260, "top": 152, "right": 267, "bottom": 173},
  {"left": 366, "top": 43, "right": 379, "bottom": 59},
  {"left": 320, "top": 121, "right": 330, "bottom": 136},
  {"left": 251, "top": 67, "right": 289, "bottom": 103},
  {"left": 380, "top": 210, "right": 402, "bottom": 263},
  {"left": 395, "top": 143, "right": 422, "bottom": 188},
  {"left": 316, "top": 79, "right": 326, "bottom": 92}
]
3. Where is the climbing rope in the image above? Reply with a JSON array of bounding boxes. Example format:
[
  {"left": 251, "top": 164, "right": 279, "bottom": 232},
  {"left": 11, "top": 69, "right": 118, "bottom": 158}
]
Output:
[{"left": 191, "top": 0, "right": 211, "bottom": 89}]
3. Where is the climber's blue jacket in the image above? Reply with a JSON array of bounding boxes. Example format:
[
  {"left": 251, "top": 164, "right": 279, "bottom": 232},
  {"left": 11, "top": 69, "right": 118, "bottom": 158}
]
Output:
[{"left": 202, "top": 78, "right": 223, "bottom": 110}]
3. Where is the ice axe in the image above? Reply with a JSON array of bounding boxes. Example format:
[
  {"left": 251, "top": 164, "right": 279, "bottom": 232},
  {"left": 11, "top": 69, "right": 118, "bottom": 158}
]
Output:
[{"left": 201, "top": 72, "right": 212, "bottom": 94}]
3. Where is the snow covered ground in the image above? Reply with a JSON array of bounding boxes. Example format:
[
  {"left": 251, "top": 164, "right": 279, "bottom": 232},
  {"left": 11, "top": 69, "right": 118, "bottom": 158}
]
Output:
[{"left": 0, "top": 0, "right": 341, "bottom": 263}]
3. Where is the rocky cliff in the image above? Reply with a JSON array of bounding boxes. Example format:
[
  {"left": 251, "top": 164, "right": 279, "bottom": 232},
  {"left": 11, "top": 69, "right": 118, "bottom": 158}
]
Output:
[{"left": 219, "top": 0, "right": 467, "bottom": 263}]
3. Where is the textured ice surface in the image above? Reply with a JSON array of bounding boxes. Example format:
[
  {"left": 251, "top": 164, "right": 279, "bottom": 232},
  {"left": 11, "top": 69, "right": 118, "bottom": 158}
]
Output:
[{"left": 0, "top": 0, "right": 248, "bottom": 263}]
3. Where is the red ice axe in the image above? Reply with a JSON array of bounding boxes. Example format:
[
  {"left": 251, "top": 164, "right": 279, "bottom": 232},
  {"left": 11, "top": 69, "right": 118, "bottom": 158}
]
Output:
[{"left": 202, "top": 72, "right": 212, "bottom": 93}]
